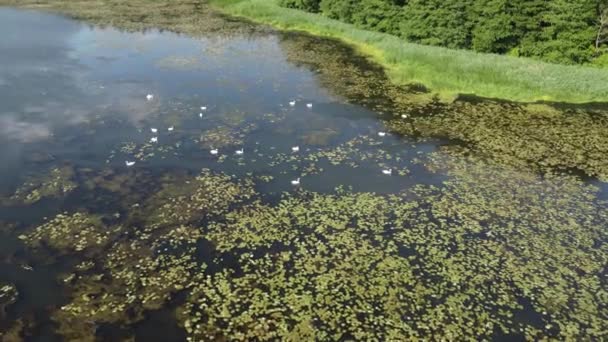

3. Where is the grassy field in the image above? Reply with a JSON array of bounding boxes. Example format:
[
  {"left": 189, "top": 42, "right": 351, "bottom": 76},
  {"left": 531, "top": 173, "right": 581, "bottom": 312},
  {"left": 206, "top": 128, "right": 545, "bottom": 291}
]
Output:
[{"left": 211, "top": 0, "right": 608, "bottom": 103}]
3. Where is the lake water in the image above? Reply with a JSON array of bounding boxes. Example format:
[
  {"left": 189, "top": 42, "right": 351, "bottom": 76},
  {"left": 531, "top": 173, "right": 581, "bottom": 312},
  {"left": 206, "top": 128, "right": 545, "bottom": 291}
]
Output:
[{"left": 0, "top": 7, "right": 606, "bottom": 341}]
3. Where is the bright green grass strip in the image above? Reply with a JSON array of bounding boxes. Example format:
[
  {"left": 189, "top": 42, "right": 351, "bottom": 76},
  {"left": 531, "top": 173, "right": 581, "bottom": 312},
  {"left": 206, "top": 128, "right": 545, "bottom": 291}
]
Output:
[{"left": 211, "top": 0, "right": 608, "bottom": 103}]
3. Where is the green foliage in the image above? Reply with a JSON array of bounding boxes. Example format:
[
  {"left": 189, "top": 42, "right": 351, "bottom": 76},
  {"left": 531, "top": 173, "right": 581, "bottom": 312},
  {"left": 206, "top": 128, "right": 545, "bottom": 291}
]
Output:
[
  {"left": 321, "top": 0, "right": 404, "bottom": 33},
  {"left": 532, "top": 0, "right": 599, "bottom": 64},
  {"left": 280, "top": 0, "right": 608, "bottom": 65},
  {"left": 470, "top": 0, "right": 519, "bottom": 53},
  {"left": 399, "top": 0, "right": 473, "bottom": 49},
  {"left": 279, "top": 0, "right": 321, "bottom": 12},
  {"left": 214, "top": 0, "right": 608, "bottom": 102}
]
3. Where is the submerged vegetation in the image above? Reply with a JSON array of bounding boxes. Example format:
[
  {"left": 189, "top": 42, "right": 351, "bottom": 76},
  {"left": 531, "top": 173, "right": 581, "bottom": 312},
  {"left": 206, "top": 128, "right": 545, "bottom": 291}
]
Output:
[{"left": 4, "top": 166, "right": 76, "bottom": 205}]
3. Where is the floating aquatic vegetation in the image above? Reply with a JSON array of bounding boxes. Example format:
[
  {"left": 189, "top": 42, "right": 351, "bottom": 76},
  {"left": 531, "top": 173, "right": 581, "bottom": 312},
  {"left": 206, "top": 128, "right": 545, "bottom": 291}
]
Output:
[
  {"left": 207, "top": 190, "right": 394, "bottom": 252},
  {"left": 299, "top": 136, "right": 411, "bottom": 176},
  {"left": 47, "top": 169, "right": 262, "bottom": 340},
  {"left": 110, "top": 139, "right": 179, "bottom": 163},
  {"left": 179, "top": 155, "right": 607, "bottom": 340},
  {"left": 132, "top": 141, "right": 177, "bottom": 162},
  {"left": 155, "top": 224, "right": 204, "bottom": 247},
  {"left": 8, "top": 166, "right": 76, "bottom": 205},
  {"left": 141, "top": 169, "right": 256, "bottom": 228},
  {"left": 279, "top": 32, "right": 432, "bottom": 112},
  {"left": 182, "top": 192, "right": 412, "bottom": 341},
  {"left": 279, "top": 30, "right": 608, "bottom": 180},
  {"left": 261, "top": 134, "right": 412, "bottom": 178},
  {"left": 256, "top": 174, "right": 274, "bottom": 183},
  {"left": 75, "top": 260, "right": 95, "bottom": 272},
  {"left": 399, "top": 149, "right": 608, "bottom": 340},
  {"left": 178, "top": 233, "right": 417, "bottom": 341},
  {"left": 396, "top": 101, "right": 608, "bottom": 181},
  {"left": 198, "top": 124, "right": 256, "bottom": 149},
  {"left": 18, "top": 212, "right": 118, "bottom": 255},
  {"left": 7, "top": 152, "right": 606, "bottom": 340},
  {"left": 119, "top": 142, "right": 137, "bottom": 155},
  {"left": 53, "top": 240, "right": 203, "bottom": 341},
  {"left": 0, "top": 283, "right": 18, "bottom": 320}
]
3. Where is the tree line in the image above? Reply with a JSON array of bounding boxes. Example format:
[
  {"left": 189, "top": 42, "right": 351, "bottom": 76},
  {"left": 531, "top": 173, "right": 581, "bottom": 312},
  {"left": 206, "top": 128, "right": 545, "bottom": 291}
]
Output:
[{"left": 280, "top": 0, "right": 608, "bottom": 66}]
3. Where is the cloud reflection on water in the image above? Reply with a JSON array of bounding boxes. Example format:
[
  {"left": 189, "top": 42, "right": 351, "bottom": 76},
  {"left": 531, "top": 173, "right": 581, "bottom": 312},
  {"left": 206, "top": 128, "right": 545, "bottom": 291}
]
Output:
[{"left": 0, "top": 115, "right": 52, "bottom": 143}]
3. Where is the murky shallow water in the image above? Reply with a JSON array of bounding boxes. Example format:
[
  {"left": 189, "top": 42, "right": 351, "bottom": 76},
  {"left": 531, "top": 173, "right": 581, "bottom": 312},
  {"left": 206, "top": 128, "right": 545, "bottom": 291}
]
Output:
[{"left": 0, "top": 8, "right": 606, "bottom": 341}]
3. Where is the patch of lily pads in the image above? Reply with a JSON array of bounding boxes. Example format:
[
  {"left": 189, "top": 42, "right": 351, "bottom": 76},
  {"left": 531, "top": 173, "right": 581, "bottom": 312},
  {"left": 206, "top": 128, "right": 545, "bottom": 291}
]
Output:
[
  {"left": 18, "top": 212, "right": 118, "bottom": 256},
  {"left": 17, "top": 169, "right": 255, "bottom": 340},
  {"left": 9, "top": 155, "right": 607, "bottom": 341},
  {"left": 6, "top": 166, "right": 76, "bottom": 205},
  {"left": 176, "top": 158, "right": 607, "bottom": 340},
  {"left": 278, "top": 31, "right": 608, "bottom": 180},
  {"left": 0, "top": 283, "right": 18, "bottom": 321},
  {"left": 392, "top": 102, "right": 608, "bottom": 181}
]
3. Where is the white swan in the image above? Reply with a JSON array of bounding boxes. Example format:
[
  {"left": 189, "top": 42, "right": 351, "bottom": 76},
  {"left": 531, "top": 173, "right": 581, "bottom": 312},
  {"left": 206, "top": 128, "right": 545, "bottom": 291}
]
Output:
[
  {"left": 378, "top": 132, "right": 387, "bottom": 137},
  {"left": 200, "top": 106, "right": 207, "bottom": 111},
  {"left": 291, "top": 178, "right": 300, "bottom": 186},
  {"left": 167, "top": 126, "right": 174, "bottom": 132},
  {"left": 291, "top": 146, "right": 300, "bottom": 153},
  {"left": 150, "top": 128, "right": 158, "bottom": 133},
  {"left": 199, "top": 113, "right": 203, "bottom": 118},
  {"left": 146, "top": 94, "right": 154, "bottom": 101},
  {"left": 401, "top": 114, "right": 408, "bottom": 119},
  {"left": 210, "top": 149, "right": 219, "bottom": 155},
  {"left": 125, "top": 161, "right": 136, "bottom": 167},
  {"left": 306, "top": 103, "right": 313, "bottom": 108},
  {"left": 289, "top": 100, "right": 296, "bottom": 106},
  {"left": 150, "top": 137, "right": 158, "bottom": 143},
  {"left": 382, "top": 169, "right": 392, "bottom": 175},
  {"left": 235, "top": 148, "right": 244, "bottom": 155}
]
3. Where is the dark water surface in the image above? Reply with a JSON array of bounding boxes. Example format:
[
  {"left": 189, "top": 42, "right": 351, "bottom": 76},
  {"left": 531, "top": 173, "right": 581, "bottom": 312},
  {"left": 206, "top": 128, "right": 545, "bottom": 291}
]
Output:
[{"left": 0, "top": 7, "right": 606, "bottom": 341}]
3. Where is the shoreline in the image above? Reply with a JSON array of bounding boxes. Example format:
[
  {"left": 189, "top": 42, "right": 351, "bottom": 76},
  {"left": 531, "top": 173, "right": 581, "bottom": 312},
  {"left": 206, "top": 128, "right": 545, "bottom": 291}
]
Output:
[{"left": 211, "top": 0, "right": 608, "bottom": 104}]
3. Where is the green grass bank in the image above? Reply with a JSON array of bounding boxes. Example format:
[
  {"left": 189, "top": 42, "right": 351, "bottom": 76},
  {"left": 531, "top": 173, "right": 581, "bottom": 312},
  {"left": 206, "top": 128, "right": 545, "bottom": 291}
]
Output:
[{"left": 212, "top": 0, "right": 608, "bottom": 103}]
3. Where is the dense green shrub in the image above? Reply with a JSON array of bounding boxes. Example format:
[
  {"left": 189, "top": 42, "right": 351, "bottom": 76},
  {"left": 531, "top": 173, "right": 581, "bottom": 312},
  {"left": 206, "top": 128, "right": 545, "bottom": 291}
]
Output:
[
  {"left": 470, "top": 0, "right": 520, "bottom": 53},
  {"left": 399, "top": 0, "right": 473, "bottom": 49},
  {"left": 320, "top": 0, "right": 404, "bottom": 33},
  {"left": 281, "top": 0, "right": 608, "bottom": 65},
  {"left": 279, "top": 0, "right": 321, "bottom": 12}
]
